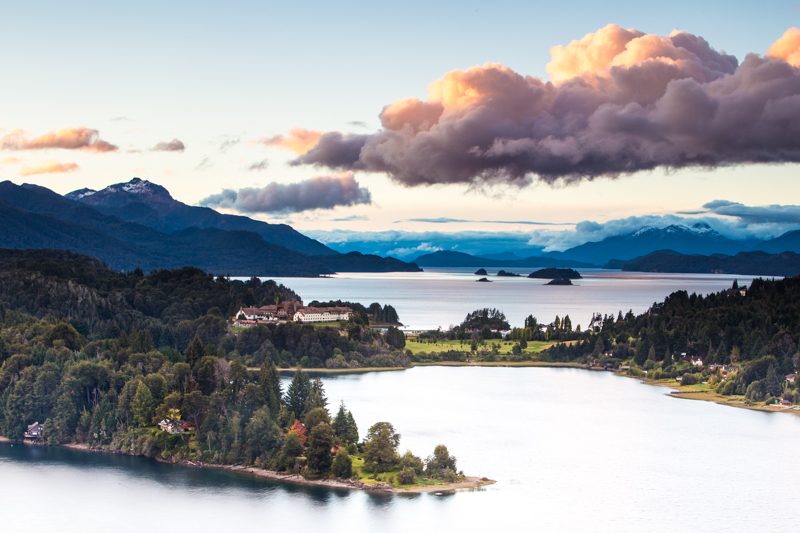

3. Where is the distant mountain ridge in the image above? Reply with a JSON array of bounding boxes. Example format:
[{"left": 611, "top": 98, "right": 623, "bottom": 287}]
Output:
[
  {"left": 413, "top": 223, "right": 800, "bottom": 271},
  {"left": 612, "top": 250, "right": 800, "bottom": 276},
  {"left": 543, "top": 223, "right": 767, "bottom": 265},
  {"left": 0, "top": 179, "right": 420, "bottom": 276},
  {"left": 66, "top": 177, "right": 334, "bottom": 256},
  {"left": 413, "top": 250, "right": 592, "bottom": 268}
]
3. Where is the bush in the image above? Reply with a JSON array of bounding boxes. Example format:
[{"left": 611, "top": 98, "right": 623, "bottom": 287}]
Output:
[{"left": 397, "top": 467, "right": 416, "bottom": 485}]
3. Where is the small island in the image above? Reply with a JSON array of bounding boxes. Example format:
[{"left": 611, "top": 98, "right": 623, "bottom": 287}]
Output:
[
  {"left": 528, "top": 268, "right": 582, "bottom": 279},
  {"left": 474, "top": 268, "right": 488, "bottom": 276},
  {"left": 496, "top": 270, "right": 521, "bottom": 277},
  {"left": 546, "top": 278, "right": 573, "bottom": 285},
  {"left": 476, "top": 277, "right": 492, "bottom": 282}
]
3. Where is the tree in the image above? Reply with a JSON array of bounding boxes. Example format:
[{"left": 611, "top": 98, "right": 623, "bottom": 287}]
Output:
[
  {"left": 132, "top": 381, "right": 155, "bottom": 427},
  {"left": 306, "top": 422, "right": 334, "bottom": 477},
  {"left": 288, "top": 419, "right": 307, "bottom": 444},
  {"left": 304, "top": 378, "right": 328, "bottom": 414},
  {"left": 186, "top": 335, "right": 205, "bottom": 367},
  {"left": 277, "top": 432, "right": 304, "bottom": 472},
  {"left": 385, "top": 327, "right": 406, "bottom": 349},
  {"left": 331, "top": 449, "right": 353, "bottom": 478},
  {"left": 399, "top": 450, "right": 424, "bottom": 475},
  {"left": 363, "top": 421, "right": 400, "bottom": 473},
  {"left": 425, "top": 444, "right": 460, "bottom": 481},
  {"left": 332, "top": 402, "right": 358, "bottom": 446},
  {"left": 244, "top": 407, "right": 280, "bottom": 463},
  {"left": 258, "top": 361, "right": 282, "bottom": 417},
  {"left": 304, "top": 406, "right": 331, "bottom": 431},
  {"left": 284, "top": 369, "right": 310, "bottom": 419}
]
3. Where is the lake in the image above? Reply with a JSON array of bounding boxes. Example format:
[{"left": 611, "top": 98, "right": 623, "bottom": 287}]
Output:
[
  {"left": 263, "top": 268, "right": 762, "bottom": 330},
  {"left": 2, "top": 366, "right": 798, "bottom": 533}
]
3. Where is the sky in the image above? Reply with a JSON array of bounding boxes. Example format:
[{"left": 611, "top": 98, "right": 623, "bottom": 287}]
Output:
[{"left": 2, "top": 1, "right": 800, "bottom": 254}]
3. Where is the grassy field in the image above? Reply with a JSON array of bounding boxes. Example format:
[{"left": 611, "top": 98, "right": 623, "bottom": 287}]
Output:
[
  {"left": 405, "top": 338, "right": 554, "bottom": 355},
  {"left": 350, "top": 455, "right": 456, "bottom": 489}
]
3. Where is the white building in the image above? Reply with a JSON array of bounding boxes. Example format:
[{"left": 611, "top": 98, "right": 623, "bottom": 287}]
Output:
[{"left": 293, "top": 306, "right": 353, "bottom": 323}]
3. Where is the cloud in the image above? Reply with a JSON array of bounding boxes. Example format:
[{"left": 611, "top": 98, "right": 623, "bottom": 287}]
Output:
[
  {"left": 290, "top": 24, "right": 800, "bottom": 187},
  {"left": 194, "top": 157, "right": 213, "bottom": 170},
  {"left": 151, "top": 138, "right": 185, "bottom": 152},
  {"left": 527, "top": 208, "right": 800, "bottom": 252},
  {"left": 219, "top": 136, "right": 240, "bottom": 152},
  {"left": 331, "top": 214, "right": 368, "bottom": 222},
  {"left": 262, "top": 128, "right": 323, "bottom": 155},
  {"left": 306, "top": 229, "right": 543, "bottom": 259},
  {"left": 248, "top": 159, "right": 269, "bottom": 171},
  {"left": 20, "top": 161, "right": 79, "bottom": 176},
  {"left": 701, "top": 199, "right": 800, "bottom": 224},
  {"left": 0, "top": 156, "right": 21, "bottom": 164},
  {"left": 398, "top": 217, "right": 568, "bottom": 226},
  {"left": 199, "top": 173, "right": 372, "bottom": 214},
  {"left": 768, "top": 27, "right": 800, "bottom": 67},
  {"left": 0, "top": 127, "right": 117, "bottom": 152}
]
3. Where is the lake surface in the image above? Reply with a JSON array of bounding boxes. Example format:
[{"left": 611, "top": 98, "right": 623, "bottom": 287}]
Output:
[
  {"left": 264, "top": 268, "right": 762, "bottom": 329},
  {"left": 2, "top": 366, "right": 798, "bottom": 533}
]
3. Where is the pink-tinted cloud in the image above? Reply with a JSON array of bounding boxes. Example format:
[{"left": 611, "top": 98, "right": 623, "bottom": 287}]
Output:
[
  {"left": 262, "top": 128, "right": 323, "bottom": 155},
  {"left": 151, "top": 138, "right": 186, "bottom": 151},
  {"left": 0, "top": 127, "right": 117, "bottom": 152},
  {"left": 20, "top": 161, "right": 80, "bottom": 176},
  {"left": 768, "top": 27, "right": 800, "bottom": 67},
  {"left": 292, "top": 25, "right": 800, "bottom": 187}
]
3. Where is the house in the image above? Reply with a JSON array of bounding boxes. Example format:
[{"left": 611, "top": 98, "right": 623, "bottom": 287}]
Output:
[
  {"left": 158, "top": 418, "right": 194, "bottom": 434},
  {"left": 293, "top": 306, "right": 353, "bottom": 323},
  {"left": 786, "top": 373, "right": 797, "bottom": 384},
  {"left": 690, "top": 357, "right": 704, "bottom": 368},
  {"left": 234, "top": 300, "right": 304, "bottom": 324},
  {"left": 23, "top": 422, "right": 44, "bottom": 442}
]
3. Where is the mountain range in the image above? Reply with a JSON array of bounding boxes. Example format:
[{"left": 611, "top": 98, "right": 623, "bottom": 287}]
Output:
[
  {"left": 415, "top": 223, "right": 800, "bottom": 270},
  {"left": 612, "top": 250, "right": 800, "bottom": 277},
  {"left": 0, "top": 178, "right": 420, "bottom": 276},
  {"left": 414, "top": 250, "right": 591, "bottom": 268}
]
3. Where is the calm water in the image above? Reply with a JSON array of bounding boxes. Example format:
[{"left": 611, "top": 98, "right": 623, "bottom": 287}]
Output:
[
  {"left": 2, "top": 366, "right": 798, "bottom": 533},
  {"left": 264, "top": 268, "right": 762, "bottom": 329}
]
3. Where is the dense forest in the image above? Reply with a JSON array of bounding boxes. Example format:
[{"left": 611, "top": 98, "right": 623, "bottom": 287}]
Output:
[{"left": 0, "top": 249, "right": 461, "bottom": 486}]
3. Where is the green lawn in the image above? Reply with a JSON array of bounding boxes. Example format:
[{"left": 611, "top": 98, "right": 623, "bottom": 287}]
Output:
[
  {"left": 350, "top": 455, "right": 454, "bottom": 489},
  {"left": 405, "top": 338, "right": 554, "bottom": 355}
]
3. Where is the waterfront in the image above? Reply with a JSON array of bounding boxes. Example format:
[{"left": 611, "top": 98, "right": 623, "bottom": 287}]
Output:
[{"left": 3, "top": 366, "right": 798, "bottom": 532}]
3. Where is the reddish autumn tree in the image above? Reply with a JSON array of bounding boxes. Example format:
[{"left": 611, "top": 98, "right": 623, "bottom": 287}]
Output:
[{"left": 288, "top": 419, "right": 307, "bottom": 444}]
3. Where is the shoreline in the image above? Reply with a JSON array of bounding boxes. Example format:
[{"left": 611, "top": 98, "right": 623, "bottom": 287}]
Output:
[
  {"left": 274, "top": 362, "right": 798, "bottom": 416},
  {"left": 640, "top": 377, "right": 800, "bottom": 417},
  {"left": 6, "top": 439, "right": 494, "bottom": 495}
]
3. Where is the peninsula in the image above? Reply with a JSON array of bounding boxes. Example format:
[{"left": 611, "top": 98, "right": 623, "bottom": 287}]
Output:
[{"left": 0, "top": 249, "right": 490, "bottom": 493}]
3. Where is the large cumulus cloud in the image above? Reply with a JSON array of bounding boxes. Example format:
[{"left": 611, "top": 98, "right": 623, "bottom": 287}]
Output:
[
  {"left": 285, "top": 24, "right": 800, "bottom": 186},
  {"left": 200, "top": 173, "right": 371, "bottom": 214}
]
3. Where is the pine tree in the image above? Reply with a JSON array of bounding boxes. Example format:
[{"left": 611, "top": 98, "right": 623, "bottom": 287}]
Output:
[
  {"left": 304, "top": 378, "right": 328, "bottom": 414},
  {"left": 283, "top": 369, "right": 310, "bottom": 419},
  {"left": 259, "top": 360, "right": 282, "bottom": 417}
]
